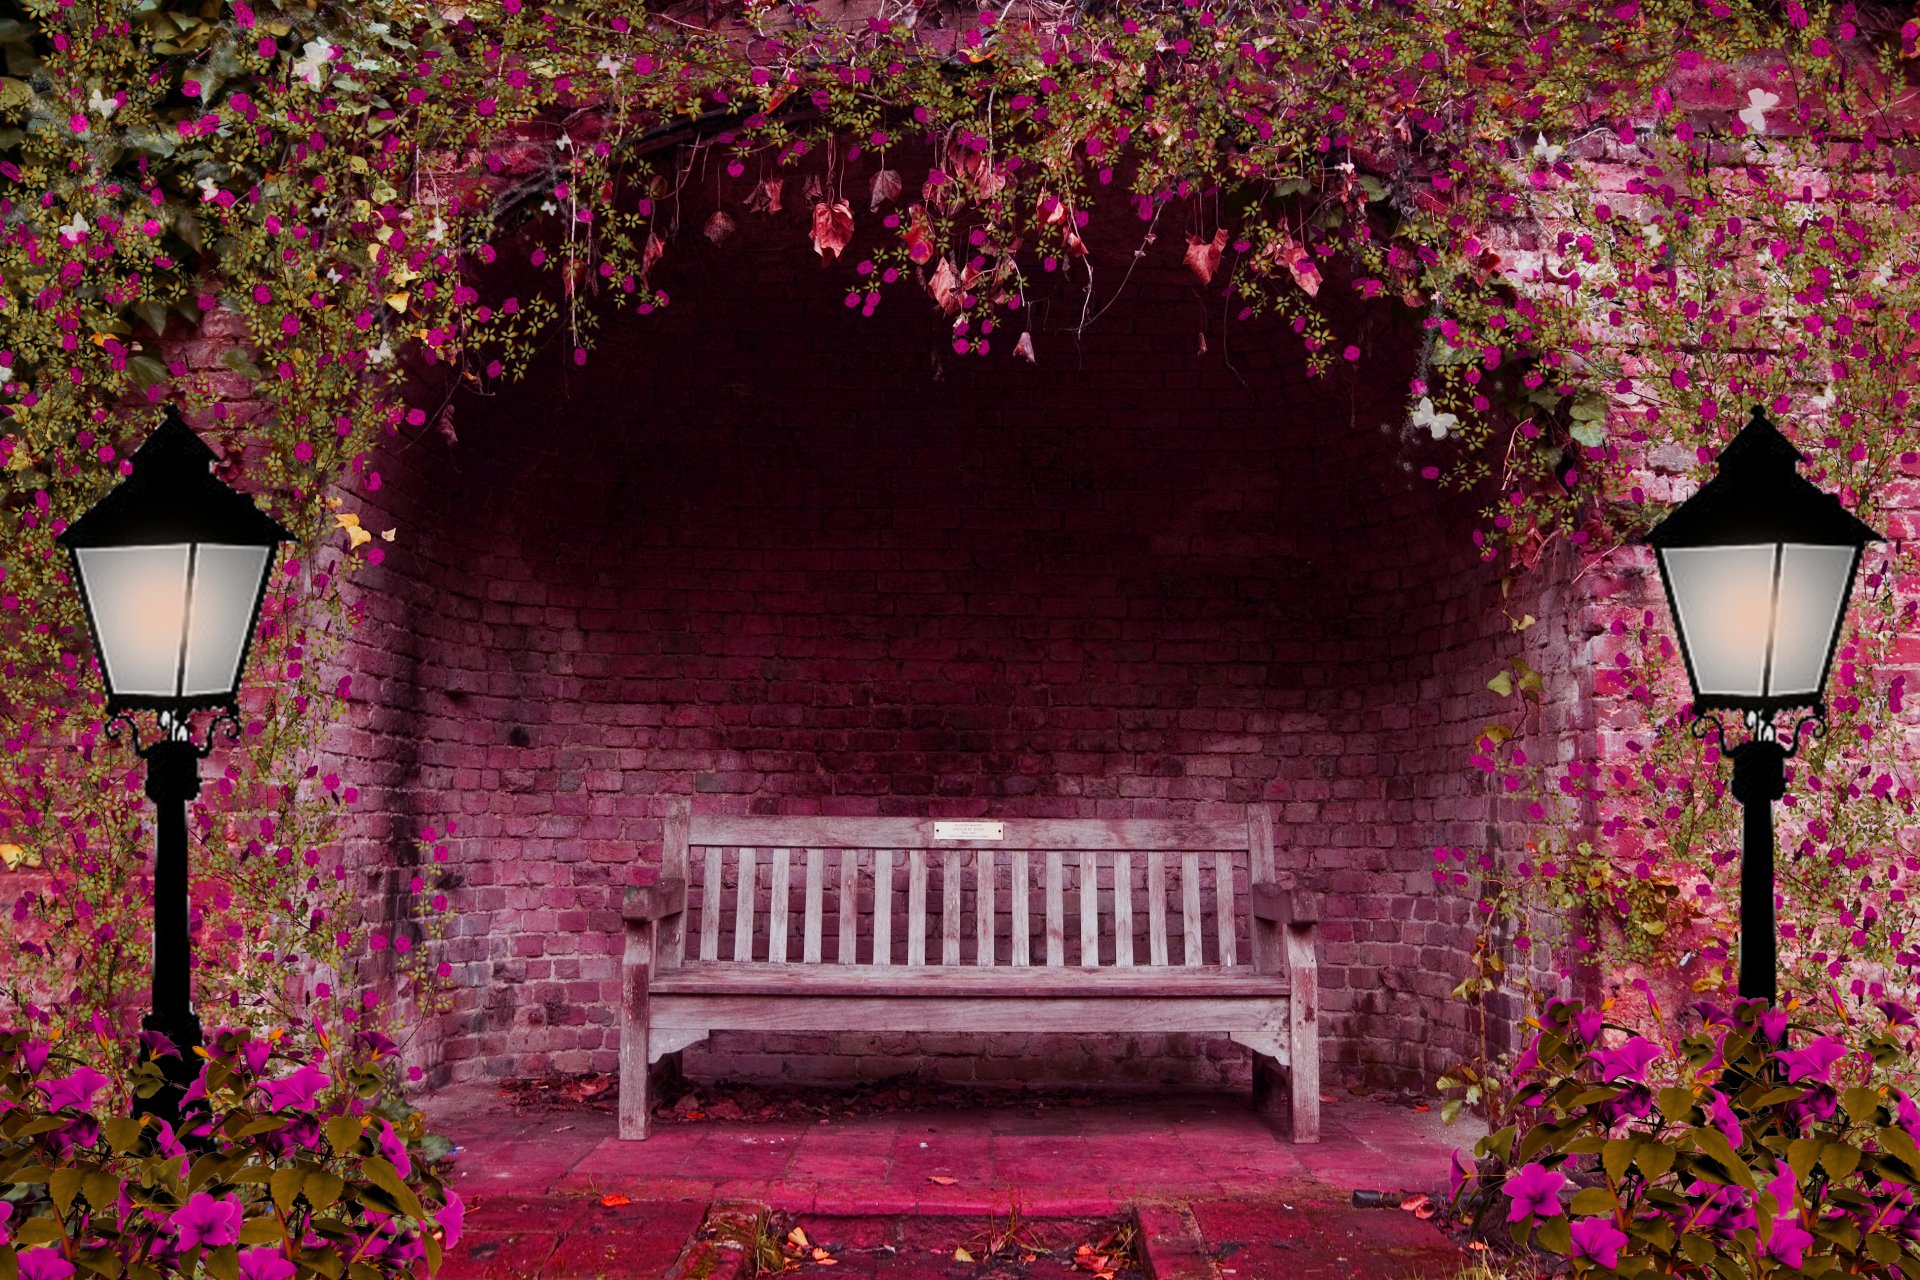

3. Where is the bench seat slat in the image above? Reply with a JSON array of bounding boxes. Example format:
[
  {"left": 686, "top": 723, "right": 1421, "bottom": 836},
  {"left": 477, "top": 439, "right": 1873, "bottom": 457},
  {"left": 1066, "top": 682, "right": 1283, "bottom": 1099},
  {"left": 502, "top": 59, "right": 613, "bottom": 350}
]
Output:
[{"left": 653, "top": 961, "right": 1289, "bottom": 999}]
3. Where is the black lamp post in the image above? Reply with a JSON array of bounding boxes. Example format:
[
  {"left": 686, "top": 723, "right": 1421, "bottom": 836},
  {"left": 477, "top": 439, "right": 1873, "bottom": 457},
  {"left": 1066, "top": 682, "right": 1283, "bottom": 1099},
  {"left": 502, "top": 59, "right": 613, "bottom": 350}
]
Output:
[
  {"left": 56, "top": 406, "right": 292, "bottom": 1123},
  {"left": 1647, "top": 405, "right": 1882, "bottom": 1004}
]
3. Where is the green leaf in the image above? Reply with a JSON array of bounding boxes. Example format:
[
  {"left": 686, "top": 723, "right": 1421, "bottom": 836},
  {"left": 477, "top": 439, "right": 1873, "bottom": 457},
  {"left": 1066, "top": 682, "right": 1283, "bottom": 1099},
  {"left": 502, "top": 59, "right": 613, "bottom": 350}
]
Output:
[
  {"left": 303, "top": 1170, "right": 345, "bottom": 1212},
  {"left": 271, "top": 1165, "right": 306, "bottom": 1214},
  {"left": 132, "top": 300, "right": 170, "bottom": 336},
  {"left": 1820, "top": 1141, "right": 1862, "bottom": 1183},
  {"left": 1789, "top": 1137, "right": 1825, "bottom": 1180},
  {"left": 238, "top": 1216, "right": 283, "bottom": 1246},
  {"left": 102, "top": 1117, "right": 144, "bottom": 1154},
  {"left": 1570, "top": 421, "right": 1606, "bottom": 448},
  {"left": 361, "top": 1156, "right": 423, "bottom": 1220},
  {"left": 1604, "top": 1138, "right": 1636, "bottom": 1183},
  {"left": 0, "top": 78, "right": 30, "bottom": 110},
  {"left": 1440, "top": 1098, "right": 1463, "bottom": 1124},
  {"left": 127, "top": 355, "right": 169, "bottom": 390},
  {"left": 1678, "top": 1233, "right": 1716, "bottom": 1264},
  {"left": 219, "top": 347, "right": 262, "bottom": 379},
  {"left": 1637, "top": 1142, "right": 1676, "bottom": 1183},
  {"left": 1570, "top": 1187, "right": 1616, "bottom": 1216},
  {"left": 1657, "top": 1086, "right": 1694, "bottom": 1123},
  {"left": 16, "top": 1217, "right": 65, "bottom": 1246},
  {"left": 1753, "top": 1086, "right": 1805, "bottom": 1107},
  {"left": 1693, "top": 1128, "right": 1755, "bottom": 1192},
  {"left": 50, "top": 1166, "right": 83, "bottom": 1214},
  {"left": 202, "top": 1245, "right": 240, "bottom": 1280},
  {"left": 1843, "top": 1087, "right": 1882, "bottom": 1124},
  {"left": 1536, "top": 1214, "right": 1573, "bottom": 1255},
  {"left": 1486, "top": 671, "right": 1514, "bottom": 697},
  {"left": 324, "top": 1114, "right": 364, "bottom": 1154},
  {"left": 80, "top": 1170, "right": 119, "bottom": 1212}
]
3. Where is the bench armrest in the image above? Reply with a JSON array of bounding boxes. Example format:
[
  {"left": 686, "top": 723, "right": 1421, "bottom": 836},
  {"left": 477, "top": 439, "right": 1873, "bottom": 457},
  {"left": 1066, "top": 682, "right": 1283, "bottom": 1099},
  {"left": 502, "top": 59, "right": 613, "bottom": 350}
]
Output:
[
  {"left": 623, "top": 877, "right": 688, "bottom": 923},
  {"left": 1250, "top": 880, "right": 1318, "bottom": 927}
]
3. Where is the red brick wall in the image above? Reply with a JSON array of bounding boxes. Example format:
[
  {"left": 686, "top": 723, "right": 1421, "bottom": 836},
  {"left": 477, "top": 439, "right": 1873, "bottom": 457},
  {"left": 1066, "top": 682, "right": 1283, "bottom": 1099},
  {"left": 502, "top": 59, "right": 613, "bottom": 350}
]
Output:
[{"left": 328, "top": 202, "right": 1556, "bottom": 1094}]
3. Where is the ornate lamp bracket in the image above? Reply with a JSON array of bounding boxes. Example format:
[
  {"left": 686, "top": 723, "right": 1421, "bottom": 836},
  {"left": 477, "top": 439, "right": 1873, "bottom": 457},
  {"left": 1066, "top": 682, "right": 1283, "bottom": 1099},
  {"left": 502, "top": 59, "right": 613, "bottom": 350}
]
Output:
[{"left": 104, "top": 706, "right": 242, "bottom": 761}]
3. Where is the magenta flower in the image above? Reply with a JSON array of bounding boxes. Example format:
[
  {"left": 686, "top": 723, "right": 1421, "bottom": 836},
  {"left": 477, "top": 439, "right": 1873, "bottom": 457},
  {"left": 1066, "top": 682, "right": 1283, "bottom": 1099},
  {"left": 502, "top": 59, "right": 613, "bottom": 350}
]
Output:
[
  {"left": 237, "top": 1247, "right": 297, "bottom": 1280},
  {"left": 1569, "top": 1217, "right": 1628, "bottom": 1268},
  {"left": 1701, "top": 1089, "right": 1742, "bottom": 1145},
  {"left": 435, "top": 1190, "right": 465, "bottom": 1249},
  {"left": 1590, "top": 1036, "right": 1661, "bottom": 1082},
  {"left": 17, "top": 1249, "right": 75, "bottom": 1280},
  {"left": 1775, "top": 1037, "right": 1846, "bottom": 1084},
  {"left": 256, "top": 1064, "right": 330, "bottom": 1112},
  {"left": 376, "top": 1120, "right": 411, "bottom": 1179},
  {"left": 35, "top": 1065, "right": 108, "bottom": 1111},
  {"left": 170, "top": 1192, "right": 243, "bottom": 1250},
  {"left": 1448, "top": 1149, "right": 1475, "bottom": 1200},
  {"left": 1761, "top": 1218, "right": 1814, "bottom": 1268},
  {"left": 1504, "top": 1163, "right": 1566, "bottom": 1221},
  {"left": 1764, "top": 1161, "right": 1798, "bottom": 1217},
  {"left": 239, "top": 1037, "right": 272, "bottom": 1076},
  {"left": 0, "top": 1200, "right": 13, "bottom": 1245}
]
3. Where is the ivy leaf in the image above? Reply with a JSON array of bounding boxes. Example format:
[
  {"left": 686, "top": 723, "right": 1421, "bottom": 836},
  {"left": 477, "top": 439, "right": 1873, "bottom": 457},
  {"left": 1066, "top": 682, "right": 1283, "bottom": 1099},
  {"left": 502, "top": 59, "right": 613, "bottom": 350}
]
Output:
[
  {"left": 221, "top": 347, "right": 262, "bottom": 379},
  {"left": 810, "top": 198, "right": 853, "bottom": 264},
  {"left": 869, "top": 168, "right": 902, "bottom": 211},
  {"left": 132, "top": 300, "right": 171, "bottom": 335},
  {"left": 128, "top": 355, "right": 169, "bottom": 390},
  {"left": 1657, "top": 1087, "right": 1694, "bottom": 1124},
  {"left": 1487, "top": 671, "right": 1514, "bottom": 697},
  {"left": 1184, "top": 227, "right": 1228, "bottom": 285},
  {"left": 1570, "top": 421, "right": 1606, "bottom": 448},
  {"left": 1843, "top": 1087, "right": 1881, "bottom": 1124}
]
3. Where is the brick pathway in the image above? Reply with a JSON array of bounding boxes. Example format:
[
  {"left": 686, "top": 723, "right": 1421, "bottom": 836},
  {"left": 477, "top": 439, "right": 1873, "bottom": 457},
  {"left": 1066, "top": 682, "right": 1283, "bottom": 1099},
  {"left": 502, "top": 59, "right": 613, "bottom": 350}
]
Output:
[{"left": 429, "top": 1086, "right": 1474, "bottom": 1279}]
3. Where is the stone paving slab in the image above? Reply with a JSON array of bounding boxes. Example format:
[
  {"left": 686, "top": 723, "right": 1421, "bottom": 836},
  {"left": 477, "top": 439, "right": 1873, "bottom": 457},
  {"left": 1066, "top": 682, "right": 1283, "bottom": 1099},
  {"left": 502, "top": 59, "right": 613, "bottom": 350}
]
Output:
[{"left": 427, "top": 1085, "right": 1474, "bottom": 1279}]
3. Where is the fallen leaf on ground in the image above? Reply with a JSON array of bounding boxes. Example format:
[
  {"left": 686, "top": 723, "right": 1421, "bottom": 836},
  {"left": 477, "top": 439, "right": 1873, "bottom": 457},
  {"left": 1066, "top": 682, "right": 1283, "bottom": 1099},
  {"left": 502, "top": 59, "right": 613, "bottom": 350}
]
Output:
[
  {"left": 1400, "top": 1194, "right": 1432, "bottom": 1218},
  {"left": 1413, "top": 1103, "right": 1431, "bottom": 1112},
  {"left": 599, "top": 1193, "right": 629, "bottom": 1207},
  {"left": 954, "top": 1247, "right": 975, "bottom": 1262},
  {"left": 787, "top": 1226, "right": 811, "bottom": 1250},
  {"left": 928, "top": 1175, "right": 958, "bottom": 1186},
  {"left": 1319, "top": 1093, "right": 1337, "bottom": 1103}
]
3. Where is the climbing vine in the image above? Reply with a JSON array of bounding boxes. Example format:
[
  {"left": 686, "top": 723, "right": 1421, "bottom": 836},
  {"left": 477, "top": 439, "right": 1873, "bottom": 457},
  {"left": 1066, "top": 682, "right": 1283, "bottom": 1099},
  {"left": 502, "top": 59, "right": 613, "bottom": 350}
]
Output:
[{"left": 0, "top": 0, "right": 1918, "bottom": 1088}]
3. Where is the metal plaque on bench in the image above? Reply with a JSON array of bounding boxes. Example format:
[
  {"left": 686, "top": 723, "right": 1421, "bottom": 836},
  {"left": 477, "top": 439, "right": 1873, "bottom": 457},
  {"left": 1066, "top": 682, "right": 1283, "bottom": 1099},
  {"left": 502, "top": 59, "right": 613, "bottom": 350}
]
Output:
[{"left": 932, "top": 820, "right": 1004, "bottom": 841}]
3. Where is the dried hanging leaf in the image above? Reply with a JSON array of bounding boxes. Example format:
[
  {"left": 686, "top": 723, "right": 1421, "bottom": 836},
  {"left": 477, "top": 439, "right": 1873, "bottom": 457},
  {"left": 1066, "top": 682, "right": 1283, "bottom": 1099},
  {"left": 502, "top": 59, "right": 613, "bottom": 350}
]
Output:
[
  {"left": 748, "top": 177, "right": 784, "bottom": 214},
  {"left": 1267, "top": 231, "right": 1321, "bottom": 296},
  {"left": 704, "top": 211, "right": 736, "bottom": 246},
  {"left": 385, "top": 292, "right": 409, "bottom": 312},
  {"left": 641, "top": 232, "right": 665, "bottom": 282},
  {"left": 1196, "top": 331, "right": 1208, "bottom": 354},
  {"left": 869, "top": 168, "right": 903, "bottom": 210},
  {"left": 810, "top": 199, "right": 853, "bottom": 263},
  {"left": 1013, "top": 331, "right": 1035, "bottom": 363},
  {"left": 903, "top": 203, "right": 935, "bottom": 264},
  {"left": 1184, "top": 227, "right": 1228, "bottom": 284},
  {"left": 927, "top": 257, "right": 963, "bottom": 314},
  {"left": 334, "top": 512, "right": 373, "bottom": 550},
  {"left": 801, "top": 173, "right": 824, "bottom": 202}
]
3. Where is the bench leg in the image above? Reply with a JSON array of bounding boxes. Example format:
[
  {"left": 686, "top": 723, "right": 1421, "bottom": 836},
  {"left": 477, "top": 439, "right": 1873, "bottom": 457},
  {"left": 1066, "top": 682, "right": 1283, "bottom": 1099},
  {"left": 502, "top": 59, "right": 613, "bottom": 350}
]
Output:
[
  {"left": 1252, "top": 1053, "right": 1287, "bottom": 1117},
  {"left": 619, "top": 960, "right": 651, "bottom": 1140}
]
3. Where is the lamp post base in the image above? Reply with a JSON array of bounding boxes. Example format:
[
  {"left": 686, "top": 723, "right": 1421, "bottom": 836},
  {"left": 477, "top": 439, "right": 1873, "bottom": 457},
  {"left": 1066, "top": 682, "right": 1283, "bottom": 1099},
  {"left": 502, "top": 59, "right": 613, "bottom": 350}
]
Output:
[{"left": 136, "top": 1008, "right": 205, "bottom": 1129}]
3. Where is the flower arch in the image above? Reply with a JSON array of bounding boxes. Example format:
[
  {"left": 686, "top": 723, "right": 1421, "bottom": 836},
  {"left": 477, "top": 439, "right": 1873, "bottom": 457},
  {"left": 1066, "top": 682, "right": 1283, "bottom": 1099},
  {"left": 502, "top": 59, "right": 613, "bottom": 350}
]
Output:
[{"left": 2, "top": 0, "right": 1919, "bottom": 1086}]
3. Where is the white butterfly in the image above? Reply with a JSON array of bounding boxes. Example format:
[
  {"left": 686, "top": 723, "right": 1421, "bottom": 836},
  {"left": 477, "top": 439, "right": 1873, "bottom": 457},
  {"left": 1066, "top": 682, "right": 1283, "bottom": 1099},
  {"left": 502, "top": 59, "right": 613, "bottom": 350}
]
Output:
[
  {"left": 539, "top": 200, "right": 556, "bottom": 215},
  {"left": 597, "top": 53, "right": 624, "bottom": 80},
  {"left": 1412, "top": 396, "right": 1457, "bottom": 440},
  {"left": 1738, "top": 87, "right": 1779, "bottom": 135},
  {"left": 1810, "top": 384, "right": 1838, "bottom": 413},
  {"left": 556, "top": 132, "right": 573, "bottom": 151},
  {"left": 293, "top": 38, "right": 334, "bottom": 88},
  {"left": 367, "top": 341, "right": 393, "bottom": 366},
  {"left": 57, "top": 213, "right": 89, "bottom": 244},
  {"left": 1872, "top": 261, "right": 1895, "bottom": 289},
  {"left": 1644, "top": 222, "right": 1664, "bottom": 251},
  {"left": 1532, "top": 135, "right": 1564, "bottom": 164},
  {"left": 426, "top": 214, "right": 447, "bottom": 243},
  {"left": 197, "top": 177, "right": 221, "bottom": 203},
  {"left": 88, "top": 89, "right": 119, "bottom": 119},
  {"left": 325, "top": 267, "right": 344, "bottom": 284}
]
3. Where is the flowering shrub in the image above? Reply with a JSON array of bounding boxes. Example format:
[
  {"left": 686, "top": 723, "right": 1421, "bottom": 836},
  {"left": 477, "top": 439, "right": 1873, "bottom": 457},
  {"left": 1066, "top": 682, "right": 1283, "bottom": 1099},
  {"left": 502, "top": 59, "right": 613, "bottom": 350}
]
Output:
[
  {"left": 1446, "top": 995, "right": 1920, "bottom": 1277},
  {"left": 0, "top": 1024, "right": 460, "bottom": 1279}
]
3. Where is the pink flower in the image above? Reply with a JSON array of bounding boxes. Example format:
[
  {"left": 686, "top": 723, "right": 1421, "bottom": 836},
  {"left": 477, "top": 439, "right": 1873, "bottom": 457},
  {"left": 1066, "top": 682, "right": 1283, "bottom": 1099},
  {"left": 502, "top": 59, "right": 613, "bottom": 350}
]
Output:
[
  {"left": 170, "top": 1193, "right": 242, "bottom": 1251},
  {"left": 17, "top": 1249, "right": 75, "bottom": 1280},
  {"left": 1761, "top": 1217, "right": 1814, "bottom": 1268},
  {"left": 1590, "top": 1036, "right": 1661, "bottom": 1082},
  {"left": 1504, "top": 1163, "right": 1566, "bottom": 1221},
  {"left": 36, "top": 1065, "right": 108, "bottom": 1111},
  {"left": 1569, "top": 1217, "right": 1628, "bottom": 1268},
  {"left": 435, "top": 1190, "right": 464, "bottom": 1249},
  {"left": 237, "top": 1247, "right": 296, "bottom": 1280},
  {"left": 256, "top": 1064, "right": 329, "bottom": 1112},
  {"left": 1775, "top": 1037, "right": 1846, "bottom": 1084},
  {"left": 0, "top": 1200, "right": 12, "bottom": 1244}
]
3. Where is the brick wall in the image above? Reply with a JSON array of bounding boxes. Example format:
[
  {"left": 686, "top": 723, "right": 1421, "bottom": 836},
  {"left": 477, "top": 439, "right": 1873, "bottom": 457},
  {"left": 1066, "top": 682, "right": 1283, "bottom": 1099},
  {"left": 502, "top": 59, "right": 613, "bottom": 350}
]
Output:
[{"left": 327, "top": 191, "right": 1561, "bottom": 1094}]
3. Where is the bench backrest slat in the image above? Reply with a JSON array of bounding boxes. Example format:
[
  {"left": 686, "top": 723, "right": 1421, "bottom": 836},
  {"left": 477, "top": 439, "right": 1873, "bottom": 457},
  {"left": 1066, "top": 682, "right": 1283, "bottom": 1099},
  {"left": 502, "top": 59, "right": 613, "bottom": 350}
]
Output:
[{"left": 675, "top": 809, "right": 1264, "bottom": 971}]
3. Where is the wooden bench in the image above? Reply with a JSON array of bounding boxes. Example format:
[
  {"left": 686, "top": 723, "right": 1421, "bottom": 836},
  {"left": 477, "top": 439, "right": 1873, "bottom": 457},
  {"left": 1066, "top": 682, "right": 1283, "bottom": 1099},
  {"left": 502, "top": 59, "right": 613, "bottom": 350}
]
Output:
[{"left": 619, "top": 801, "right": 1321, "bottom": 1142}]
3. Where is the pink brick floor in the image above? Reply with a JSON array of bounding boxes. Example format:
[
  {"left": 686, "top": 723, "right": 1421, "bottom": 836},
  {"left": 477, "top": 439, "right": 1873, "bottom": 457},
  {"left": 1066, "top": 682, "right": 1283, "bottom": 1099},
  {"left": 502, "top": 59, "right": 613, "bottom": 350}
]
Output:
[{"left": 427, "top": 1085, "right": 1476, "bottom": 1279}]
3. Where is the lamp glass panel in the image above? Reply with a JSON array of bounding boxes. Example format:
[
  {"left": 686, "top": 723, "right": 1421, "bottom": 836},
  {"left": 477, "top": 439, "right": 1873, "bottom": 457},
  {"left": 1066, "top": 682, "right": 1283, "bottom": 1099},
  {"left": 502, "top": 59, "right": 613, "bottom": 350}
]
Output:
[
  {"left": 182, "top": 544, "right": 271, "bottom": 698},
  {"left": 1765, "top": 543, "right": 1856, "bottom": 700},
  {"left": 73, "top": 544, "right": 191, "bottom": 698},
  {"left": 1658, "top": 544, "right": 1779, "bottom": 699}
]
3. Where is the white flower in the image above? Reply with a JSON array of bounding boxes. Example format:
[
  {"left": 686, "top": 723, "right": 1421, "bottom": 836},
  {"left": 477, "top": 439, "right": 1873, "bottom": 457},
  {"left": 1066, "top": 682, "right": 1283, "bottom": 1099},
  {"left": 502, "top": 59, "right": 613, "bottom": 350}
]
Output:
[
  {"left": 1532, "top": 135, "right": 1564, "bottom": 164},
  {"left": 293, "top": 38, "right": 334, "bottom": 88},
  {"left": 88, "top": 88, "right": 119, "bottom": 119},
  {"left": 1411, "top": 396, "right": 1457, "bottom": 440},
  {"left": 597, "top": 52, "right": 624, "bottom": 79},
  {"left": 57, "top": 213, "right": 89, "bottom": 244},
  {"left": 367, "top": 341, "right": 392, "bottom": 365},
  {"left": 1739, "top": 87, "right": 1779, "bottom": 135}
]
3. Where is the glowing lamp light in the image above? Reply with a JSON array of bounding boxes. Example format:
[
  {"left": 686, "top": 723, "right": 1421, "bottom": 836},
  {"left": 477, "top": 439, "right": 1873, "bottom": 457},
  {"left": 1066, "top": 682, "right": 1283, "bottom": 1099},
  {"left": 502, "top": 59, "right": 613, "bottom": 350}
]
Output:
[
  {"left": 57, "top": 407, "right": 293, "bottom": 714},
  {"left": 1647, "top": 405, "right": 1881, "bottom": 722}
]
